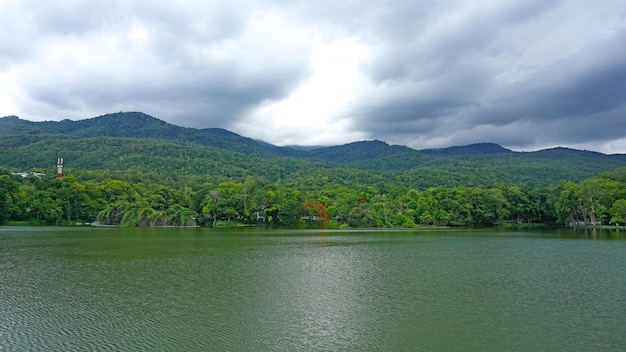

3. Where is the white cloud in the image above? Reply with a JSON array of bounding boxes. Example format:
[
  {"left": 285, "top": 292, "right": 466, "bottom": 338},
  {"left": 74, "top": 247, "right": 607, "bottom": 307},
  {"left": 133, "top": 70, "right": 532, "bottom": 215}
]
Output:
[
  {"left": 237, "top": 36, "right": 370, "bottom": 145},
  {"left": 0, "top": 69, "right": 19, "bottom": 114}
]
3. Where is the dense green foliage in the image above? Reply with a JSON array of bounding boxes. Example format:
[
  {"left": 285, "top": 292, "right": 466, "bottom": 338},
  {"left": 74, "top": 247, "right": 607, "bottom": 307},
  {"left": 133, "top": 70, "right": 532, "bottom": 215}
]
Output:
[
  {"left": 0, "top": 112, "right": 289, "bottom": 157},
  {"left": 3, "top": 112, "right": 626, "bottom": 227},
  {"left": 3, "top": 112, "right": 626, "bottom": 189},
  {"left": 2, "top": 167, "right": 626, "bottom": 228}
]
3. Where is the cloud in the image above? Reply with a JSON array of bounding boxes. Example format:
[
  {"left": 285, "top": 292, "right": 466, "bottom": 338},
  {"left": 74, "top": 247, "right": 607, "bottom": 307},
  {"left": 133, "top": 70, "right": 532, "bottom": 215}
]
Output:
[
  {"left": 2, "top": 0, "right": 314, "bottom": 126},
  {"left": 1, "top": 0, "right": 626, "bottom": 153},
  {"left": 236, "top": 37, "right": 371, "bottom": 146},
  {"left": 470, "top": 26, "right": 626, "bottom": 146},
  {"left": 327, "top": 0, "right": 626, "bottom": 151}
]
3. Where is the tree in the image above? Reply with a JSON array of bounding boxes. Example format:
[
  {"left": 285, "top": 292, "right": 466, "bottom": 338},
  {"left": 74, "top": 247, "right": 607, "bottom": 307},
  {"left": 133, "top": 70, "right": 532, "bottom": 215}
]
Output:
[
  {"left": 167, "top": 204, "right": 197, "bottom": 227},
  {"left": 320, "top": 185, "right": 358, "bottom": 223},
  {"left": 278, "top": 191, "right": 303, "bottom": 226},
  {"left": 120, "top": 201, "right": 155, "bottom": 227},
  {"left": 251, "top": 183, "right": 282, "bottom": 224},
  {"left": 0, "top": 174, "right": 19, "bottom": 224},
  {"left": 465, "top": 187, "right": 508, "bottom": 226},
  {"left": 553, "top": 181, "right": 583, "bottom": 224},
  {"left": 242, "top": 176, "right": 257, "bottom": 222},
  {"left": 430, "top": 187, "right": 471, "bottom": 226},
  {"left": 302, "top": 200, "right": 329, "bottom": 223},
  {"left": 100, "top": 179, "right": 133, "bottom": 203},
  {"left": 216, "top": 181, "right": 244, "bottom": 222},
  {"left": 416, "top": 194, "right": 448, "bottom": 225},
  {"left": 202, "top": 190, "right": 222, "bottom": 228},
  {"left": 29, "top": 191, "right": 63, "bottom": 224},
  {"left": 371, "top": 194, "right": 390, "bottom": 227},
  {"left": 347, "top": 202, "right": 376, "bottom": 228},
  {"left": 569, "top": 177, "right": 619, "bottom": 225},
  {"left": 57, "top": 175, "right": 96, "bottom": 223},
  {"left": 97, "top": 201, "right": 127, "bottom": 225},
  {"left": 498, "top": 184, "right": 532, "bottom": 223},
  {"left": 610, "top": 199, "right": 626, "bottom": 226}
]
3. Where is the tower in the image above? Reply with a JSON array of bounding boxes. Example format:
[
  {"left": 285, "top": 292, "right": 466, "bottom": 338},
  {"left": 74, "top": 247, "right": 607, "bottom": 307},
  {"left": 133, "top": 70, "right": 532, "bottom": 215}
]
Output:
[{"left": 56, "top": 157, "right": 63, "bottom": 179}]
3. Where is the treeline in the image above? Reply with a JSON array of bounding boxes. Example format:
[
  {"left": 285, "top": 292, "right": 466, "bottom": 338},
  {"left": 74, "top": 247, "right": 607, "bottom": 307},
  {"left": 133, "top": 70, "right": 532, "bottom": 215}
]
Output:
[{"left": 3, "top": 167, "right": 626, "bottom": 227}]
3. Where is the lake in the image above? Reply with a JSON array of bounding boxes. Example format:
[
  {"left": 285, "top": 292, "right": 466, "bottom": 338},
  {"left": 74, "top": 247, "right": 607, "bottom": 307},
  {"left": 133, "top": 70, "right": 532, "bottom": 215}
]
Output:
[{"left": 1, "top": 226, "right": 625, "bottom": 351}]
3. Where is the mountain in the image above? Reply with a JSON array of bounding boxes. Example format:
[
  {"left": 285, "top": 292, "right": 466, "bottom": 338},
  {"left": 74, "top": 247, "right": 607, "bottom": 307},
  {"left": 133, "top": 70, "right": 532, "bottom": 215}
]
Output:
[
  {"left": 526, "top": 147, "right": 605, "bottom": 159},
  {"left": 0, "top": 112, "right": 282, "bottom": 157},
  {"left": 3, "top": 112, "right": 626, "bottom": 188},
  {"left": 420, "top": 143, "right": 513, "bottom": 155},
  {"left": 0, "top": 112, "right": 517, "bottom": 163},
  {"left": 306, "top": 140, "right": 415, "bottom": 164}
]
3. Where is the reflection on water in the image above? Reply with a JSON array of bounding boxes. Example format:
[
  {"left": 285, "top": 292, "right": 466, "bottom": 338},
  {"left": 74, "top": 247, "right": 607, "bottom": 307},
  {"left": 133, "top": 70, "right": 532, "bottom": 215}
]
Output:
[
  {"left": 1, "top": 227, "right": 625, "bottom": 351},
  {"left": 563, "top": 226, "right": 626, "bottom": 240}
]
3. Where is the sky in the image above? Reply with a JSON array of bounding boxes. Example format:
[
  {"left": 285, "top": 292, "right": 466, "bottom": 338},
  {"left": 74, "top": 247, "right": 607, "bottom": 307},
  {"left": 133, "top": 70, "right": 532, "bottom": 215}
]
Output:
[{"left": 1, "top": 0, "right": 625, "bottom": 153}]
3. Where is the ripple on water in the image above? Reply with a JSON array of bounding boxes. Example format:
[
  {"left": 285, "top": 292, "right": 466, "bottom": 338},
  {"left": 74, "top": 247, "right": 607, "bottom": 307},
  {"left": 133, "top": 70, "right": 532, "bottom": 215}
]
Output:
[{"left": 2, "top": 228, "right": 626, "bottom": 351}]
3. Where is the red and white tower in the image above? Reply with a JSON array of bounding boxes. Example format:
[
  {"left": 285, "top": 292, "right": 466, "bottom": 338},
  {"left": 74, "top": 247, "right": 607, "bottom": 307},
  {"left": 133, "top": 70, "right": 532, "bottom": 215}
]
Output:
[{"left": 56, "top": 157, "right": 63, "bottom": 179}]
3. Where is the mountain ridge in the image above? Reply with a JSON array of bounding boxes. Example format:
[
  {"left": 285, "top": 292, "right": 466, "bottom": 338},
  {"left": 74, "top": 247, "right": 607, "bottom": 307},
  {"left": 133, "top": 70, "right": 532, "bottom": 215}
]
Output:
[
  {"left": 0, "top": 112, "right": 282, "bottom": 157},
  {"left": 3, "top": 112, "right": 626, "bottom": 188},
  {"left": 0, "top": 112, "right": 614, "bottom": 157}
]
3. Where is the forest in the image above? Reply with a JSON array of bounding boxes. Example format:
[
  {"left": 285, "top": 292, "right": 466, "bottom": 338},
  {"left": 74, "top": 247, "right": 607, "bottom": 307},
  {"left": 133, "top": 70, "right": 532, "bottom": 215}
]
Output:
[
  {"left": 2, "top": 112, "right": 626, "bottom": 228},
  {"left": 2, "top": 167, "right": 626, "bottom": 228}
]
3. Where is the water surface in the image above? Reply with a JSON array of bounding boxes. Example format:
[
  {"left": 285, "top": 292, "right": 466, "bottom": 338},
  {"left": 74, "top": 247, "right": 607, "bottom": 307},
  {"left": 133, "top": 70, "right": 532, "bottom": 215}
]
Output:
[{"left": 1, "top": 227, "right": 625, "bottom": 351}]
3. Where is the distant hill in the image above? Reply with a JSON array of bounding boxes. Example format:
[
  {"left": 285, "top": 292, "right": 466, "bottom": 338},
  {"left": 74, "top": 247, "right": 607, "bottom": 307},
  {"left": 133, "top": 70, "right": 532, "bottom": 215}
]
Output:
[
  {"left": 525, "top": 147, "right": 605, "bottom": 159},
  {"left": 0, "top": 113, "right": 518, "bottom": 163},
  {"left": 420, "top": 143, "right": 513, "bottom": 155},
  {"left": 3, "top": 112, "right": 626, "bottom": 188},
  {"left": 307, "top": 140, "right": 415, "bottom": 164},
  {"left": 0, "top": 112, "right": 281, "bottom": 157}
]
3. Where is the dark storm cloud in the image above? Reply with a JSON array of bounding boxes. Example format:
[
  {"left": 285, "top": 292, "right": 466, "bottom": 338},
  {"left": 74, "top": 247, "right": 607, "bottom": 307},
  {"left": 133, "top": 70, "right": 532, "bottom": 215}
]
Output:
[
  {"left": 310, "top": 1, "right": 555, "bottom": 135},
  {"left": 327, "top": 0, "right": 626, "bottom": 151},
  {"left": 469, "top": 28, "right": 626, "bottom": 148},
  {"left": 349, "top": 0, "right": 554, "bottom": 81}
]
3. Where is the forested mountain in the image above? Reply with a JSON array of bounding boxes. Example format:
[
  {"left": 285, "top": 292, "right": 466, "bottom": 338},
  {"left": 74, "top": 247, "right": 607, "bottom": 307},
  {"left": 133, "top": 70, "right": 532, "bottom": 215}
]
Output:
[
  {"left": 2, "top": 112, "right": 626, "bottom": 188},
  {"left": 420, "top": 142, "right": 513, "bottom": 155},
  {"left": 0, "top": 112, "right": 295, "bottom": 157},
  {"left": 3, "top": 112, "right": 626, "bottom": 228},
  {"left": 307, "top": 140, "right": 415, "bottom": 164}
]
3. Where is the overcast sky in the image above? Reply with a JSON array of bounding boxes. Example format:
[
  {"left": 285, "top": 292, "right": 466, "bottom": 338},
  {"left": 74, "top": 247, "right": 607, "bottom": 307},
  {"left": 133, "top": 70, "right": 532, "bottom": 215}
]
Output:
[{"left": 1, "top": 0, "right": 625, "bottom": 153}]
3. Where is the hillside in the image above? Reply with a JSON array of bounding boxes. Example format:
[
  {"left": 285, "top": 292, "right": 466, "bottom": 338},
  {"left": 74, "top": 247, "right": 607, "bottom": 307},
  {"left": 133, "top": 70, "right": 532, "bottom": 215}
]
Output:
[
  {"left": 0, "top": 112, "right": 289, "bottom": 157},
  {"left": 420, "top": 142, "right": 513, "bottom": 155},
  {"left": 307, "top": 140, "right": 415, "bottom": 164},
  {"left": 2, "top": 112, "right": 626, "bottom": 188}
]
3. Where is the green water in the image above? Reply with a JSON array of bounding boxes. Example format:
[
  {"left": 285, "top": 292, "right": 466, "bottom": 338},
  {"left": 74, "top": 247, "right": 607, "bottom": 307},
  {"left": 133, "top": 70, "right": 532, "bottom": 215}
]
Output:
[{"left": 1, "top": 227, "right": 625, "bottom": 351}]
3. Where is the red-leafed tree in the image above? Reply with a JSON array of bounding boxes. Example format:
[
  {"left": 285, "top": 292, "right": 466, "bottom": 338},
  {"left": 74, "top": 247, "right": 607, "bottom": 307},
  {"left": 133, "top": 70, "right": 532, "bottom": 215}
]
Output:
[{"left": 302, "top": 200, "right": 329, "bottom": 223}]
